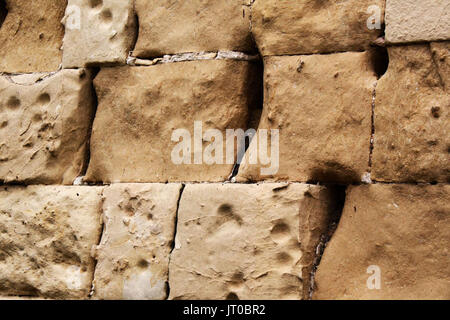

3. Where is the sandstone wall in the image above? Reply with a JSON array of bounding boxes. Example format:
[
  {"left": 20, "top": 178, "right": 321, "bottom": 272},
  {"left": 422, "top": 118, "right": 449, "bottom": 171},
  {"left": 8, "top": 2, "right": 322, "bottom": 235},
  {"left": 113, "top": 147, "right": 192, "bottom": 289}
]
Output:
[{"left": 0, "top": 0, "right": 448, "bottom": 300}]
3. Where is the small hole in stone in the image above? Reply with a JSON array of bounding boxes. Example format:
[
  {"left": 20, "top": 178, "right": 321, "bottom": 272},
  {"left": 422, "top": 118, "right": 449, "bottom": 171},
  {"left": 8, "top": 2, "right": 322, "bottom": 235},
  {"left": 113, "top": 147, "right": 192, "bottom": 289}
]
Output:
[
  {"left": 431, "top": 106, "right": 441, "bottom": 119},
  {"left": 226, "top": 292, "right": 239, "bottom": 300},
  {"left": 0, "top": 0, "right": 7, "bottom": 29},
  {"left": 89, "top": 0, "right": 103, "bottom": 8},
  {"left": 37, "top": 93, "right": 51, "bottom": 105},
  {"left": 218, "top": 204, "right": 233, "bottom": 215},
  {"left": 7, "top": 96, "right": 20, "bottom": 109},
  {"left": 100, "top": 9, "right": 113, "bottom": 22},
  {"left": 137, "top": 259, "right": 148, "bottom": 268}
]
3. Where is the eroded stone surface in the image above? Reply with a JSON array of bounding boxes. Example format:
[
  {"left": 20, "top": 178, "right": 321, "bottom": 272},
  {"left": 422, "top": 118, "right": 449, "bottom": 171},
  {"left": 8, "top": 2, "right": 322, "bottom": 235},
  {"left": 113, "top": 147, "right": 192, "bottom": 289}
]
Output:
[
  {"left": 252, "top": 0, "right": 384, "bottom": 56},
  {"left": 237, "top": 52, "right": 376, "bottom": 184},
  {"left": 385, "top": 0, "right": 450, "bottom": 44},
  {"left": 85, "top": 60, "right": 259, "bottom": 183},
  {"left": 0, "top": 0, "right": 66, "bottom": 72},
  {"left": 62, "top": 0, "right": 136, "bottom": 68},
  {"left": 0, "top": 69, "right": 95, "bottom": 184},
  {"left": 169, "top": 183, "right": 337, "bottom": 300},
  {"left": 373, "top": 43, "right": 450, "bottom": 183},
  {"left": 313, "top": 184, "right": 450, "bottom": 300},
  {"left": 133, "top": 0, "right": 253, "bottom": 58},
  {"left": 0, "top": 186, "right": 103, "bottom": 299},
  {"left": 92, "top": 184, "right": 182, "bottom": 300}
]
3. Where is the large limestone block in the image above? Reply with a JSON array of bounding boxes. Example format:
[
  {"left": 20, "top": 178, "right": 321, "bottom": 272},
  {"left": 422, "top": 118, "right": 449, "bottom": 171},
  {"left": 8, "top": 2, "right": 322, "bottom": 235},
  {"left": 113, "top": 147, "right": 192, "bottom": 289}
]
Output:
[
  {"left": 169, "top": 183, "right": 338, "bottom": 300},
  {"left": 313, "top": 184, "right": 450, "bottom": 300},
  {"left": 237, "top": 52, "right": 376, "bottom": 184},
  {"left": 252, "top": 0, "right": 384, "bottom": 56},
  {"left": 133, "top": 0, "right": 252, "bottom": 58},
  {"left": 86, "top": 60, "right": 258, "bottom": 183},
  {"left": 0, "top": 186, "right": 104, "bottom": 299},
  {"left": 373, "top": 43, "right": 450, "bottom": 183},
  {"left": 385, "top": 0, "right": 450, "bottom": 44},
  {"left": 0, "top": 69, "right": 95, "bottom": 184},
  {"left": 0, "top": 0, "right": 66, "bottom": 72},
  {"left": 62, "top": 0, "right": 136, "bottom": 68},
  {"left": 92, "top": 184, "right": 182, "bottom": 300}
]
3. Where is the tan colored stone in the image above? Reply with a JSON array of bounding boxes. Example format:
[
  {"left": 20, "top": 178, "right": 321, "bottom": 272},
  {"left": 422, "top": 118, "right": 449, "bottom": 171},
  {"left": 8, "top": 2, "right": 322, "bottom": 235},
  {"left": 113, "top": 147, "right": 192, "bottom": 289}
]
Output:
[
  {"left": 92, "top": 183, "right": 182, "bottom": 300},
  {"left": 169, "top": 183, "right": 337, "bottom": 300},
  {"left": 62, "top": 0, "right": 136, "bottom": 68},
  {"left": 252, "top": 0, "right": 384, "bottom": 56},
  {"left": 385, "top": 0, "right": 450, "bottom": 44},
  {"left": 0, "top": 186, "right": 104, "bottom": 299},
  {"left": 133, "top": 0, "right": 253, "bottom": 58},
  {"left": 313, "top": 184, "right": 450, "bottom": 300},
  {"left": 237, "top": 52, "right": 376, "bottom": 184},
  {"left": 373, "top": 43, "right": 450, "bottom": 183},
  {"left": 0, "top": 0, "right": 66, "bottom": 72},
  {"left": 0, "top": 69, "right": 95, "bottom": 184},
  {"left": 85, "top": 60, "right": 259, "bottom": 183}
]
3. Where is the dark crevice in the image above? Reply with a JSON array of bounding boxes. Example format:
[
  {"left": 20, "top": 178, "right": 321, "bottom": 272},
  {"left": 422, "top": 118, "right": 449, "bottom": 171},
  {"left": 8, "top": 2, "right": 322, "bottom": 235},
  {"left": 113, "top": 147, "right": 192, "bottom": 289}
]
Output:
[
  {"left": 369, "top": 21, "right": 389, "bottom": 79},
  {"left": 129, "top": 10, "right": 139, "bottom": 54},
  {"left": 369, "top": 46, "right": 389, "bottom": 79},
  {"left": 0, "top": 0, "right": 7, "bottom": 29},
  {"left": 308, "top": 184, "right": 347, "bottom": 299},
  {"left": 229, "top": 46, "right": 264, "bottom": 181},
  {"left": 79, "top": 67, "right": 101, "bottom": 180},
  {"left": 166, "top": 183, "right": 185, "bottom": 299}
]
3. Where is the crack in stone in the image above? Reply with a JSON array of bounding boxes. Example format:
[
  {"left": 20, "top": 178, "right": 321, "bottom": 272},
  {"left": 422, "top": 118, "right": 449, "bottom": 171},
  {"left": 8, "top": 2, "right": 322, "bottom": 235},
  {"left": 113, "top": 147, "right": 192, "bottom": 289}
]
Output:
[
  {"left": 88, "top": 187, "right": 106, "bottom": 299},
  {"left": 166, "top": 183, "right": 186, "bottom": 300},
  {"left": 308, "top": 185, "right": 347, "bottom": 299}
]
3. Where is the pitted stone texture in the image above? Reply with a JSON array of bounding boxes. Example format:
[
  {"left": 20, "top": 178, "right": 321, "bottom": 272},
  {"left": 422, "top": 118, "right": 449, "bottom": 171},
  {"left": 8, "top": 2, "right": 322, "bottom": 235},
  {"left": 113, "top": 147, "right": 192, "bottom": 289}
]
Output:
[
  {"left": 62, "top": 0, "right": 136, "bottom": 68},
  {"left": 86, "top": 60, "right": 258, "bottom": 183},
  {"left": 133, "top": 0, "right": 253, "bottom": 58},
  {"left": 0, "top": 0, "right": 66, "bottom": 72},
  {"left": 373, "top": 43, "right": 450, "bottom": 183},
  {"left": 0, "top": 69, "right": 95, "bottom": 185},
  {"left": 0, "top": 186, "right": 103, "bottom": 299},
  {"left": 237, "top": 52, "right": 376, "bottom": 184},
  {"left": 313, "top": 184, "right": 450, "bottom": 300},
  {"left": 385, "top": 0, "right": 450, "bottom": 44},
  {"left": 252, "top": 0, "right": 384, "bottom": 56},
  {"left": 92, "top": 184, "right": 182, "bottom": 300},
  {"left": 169, "top": 183, "right": 336, "bottom": 300}
]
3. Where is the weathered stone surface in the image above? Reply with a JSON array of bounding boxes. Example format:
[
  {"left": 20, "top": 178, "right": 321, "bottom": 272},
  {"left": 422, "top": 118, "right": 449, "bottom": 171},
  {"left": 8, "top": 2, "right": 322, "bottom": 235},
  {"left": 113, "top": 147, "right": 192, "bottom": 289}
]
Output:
[
  {"left": 169, "top": 183, "right": 337, "bottom": 300},
  {"left": 385, "top": 0, "right": 450, "bottom": 44},
  {"left": 0, "top": 0, "right": 66, "bottom": 72},
  {"left": 237, "top": 52, "right": 376, "bottom": 184},
  {"left": 313, "top": 184, "right": 450, "bottom": 300},
  {"left": 373, "top": 43, "right": 450, "bottom": 183},
  {"left": 92, "top": 183, "right": 182, "bottom": 300},
  {"left": 252, "top": 0, "right": 384, "bottom": 56},
  {"left": 0, "top": 186, "right": 103, "bottom": 299},
  {"left": 62, "top": 0, "right": 136, "bottom": 68},
  {"left": 86, "top": 60, "right": 258, "bottom": 183},
  {"left": 0, "top": 69, "right": 95, "bottom": 184},
  {"left": 133, "top": 0, "right": 253, "bottom": 58}
]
